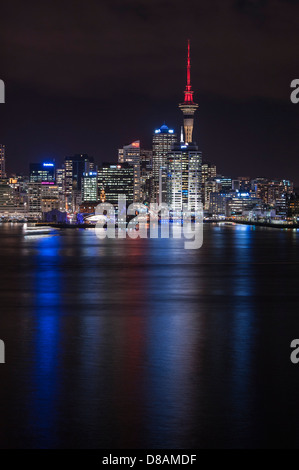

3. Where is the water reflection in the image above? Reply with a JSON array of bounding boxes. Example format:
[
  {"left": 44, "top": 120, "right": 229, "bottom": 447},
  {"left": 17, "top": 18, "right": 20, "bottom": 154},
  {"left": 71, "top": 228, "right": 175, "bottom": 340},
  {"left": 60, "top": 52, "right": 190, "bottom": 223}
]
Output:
[{"left": 0, "top": 225, "right": 299, "bottom": 448}]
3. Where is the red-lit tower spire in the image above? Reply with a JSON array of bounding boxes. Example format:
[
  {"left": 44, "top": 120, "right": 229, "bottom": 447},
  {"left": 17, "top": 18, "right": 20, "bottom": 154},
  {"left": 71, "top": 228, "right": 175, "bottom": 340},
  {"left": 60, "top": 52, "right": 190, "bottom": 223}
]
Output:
[{"left": 179, "top": 40, "right": 198, "bottom": 143}]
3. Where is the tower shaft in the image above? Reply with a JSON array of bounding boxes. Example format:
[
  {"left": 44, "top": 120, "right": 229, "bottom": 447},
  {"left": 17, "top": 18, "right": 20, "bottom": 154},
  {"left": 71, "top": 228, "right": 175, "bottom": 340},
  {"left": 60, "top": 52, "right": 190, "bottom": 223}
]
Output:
[{"left": 179, "top": 40, "right": 198, "bottom": 144}]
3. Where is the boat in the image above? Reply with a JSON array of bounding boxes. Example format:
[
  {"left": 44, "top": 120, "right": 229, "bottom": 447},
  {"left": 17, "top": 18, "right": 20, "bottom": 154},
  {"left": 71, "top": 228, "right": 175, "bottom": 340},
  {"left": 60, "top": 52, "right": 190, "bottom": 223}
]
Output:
[{"left": 23, "top": 224, "right": 58, "bottom": 236}]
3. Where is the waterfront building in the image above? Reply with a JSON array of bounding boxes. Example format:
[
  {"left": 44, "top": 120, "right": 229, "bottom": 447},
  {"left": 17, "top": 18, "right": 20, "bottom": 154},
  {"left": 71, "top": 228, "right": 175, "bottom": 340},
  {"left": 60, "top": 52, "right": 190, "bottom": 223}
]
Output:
[
  {"left": 287, "top": 194, "right": 299, "bottom": 218},
  {"left": 41, "top": 185, "right": 60, "bottom": 215},
  {"left": 227, "top": 192, "right": 261, "bottom": 217}
]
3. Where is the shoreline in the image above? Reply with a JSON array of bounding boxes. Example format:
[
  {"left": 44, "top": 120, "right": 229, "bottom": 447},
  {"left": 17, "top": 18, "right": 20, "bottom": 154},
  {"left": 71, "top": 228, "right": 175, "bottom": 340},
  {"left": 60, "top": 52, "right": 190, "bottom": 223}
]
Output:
[
  {"left": 34, "top": 220, "right": 299, "bottom": 230},
  {"left": 1, "top": 220, "right": 299, "bottom": 230}
]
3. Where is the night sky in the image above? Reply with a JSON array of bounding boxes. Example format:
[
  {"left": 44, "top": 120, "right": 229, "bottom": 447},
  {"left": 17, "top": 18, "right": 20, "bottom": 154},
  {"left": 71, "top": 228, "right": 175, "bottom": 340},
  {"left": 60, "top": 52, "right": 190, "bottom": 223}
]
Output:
[{"left": 1, "top": 0, "right": 299, "bottom": 183}]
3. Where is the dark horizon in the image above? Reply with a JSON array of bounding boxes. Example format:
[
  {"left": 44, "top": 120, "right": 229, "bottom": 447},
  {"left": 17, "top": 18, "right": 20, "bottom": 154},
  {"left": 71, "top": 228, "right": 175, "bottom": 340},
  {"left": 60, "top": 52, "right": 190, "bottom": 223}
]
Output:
[{"left": 1, "top": 0, "right": 299, "bottom": 183}]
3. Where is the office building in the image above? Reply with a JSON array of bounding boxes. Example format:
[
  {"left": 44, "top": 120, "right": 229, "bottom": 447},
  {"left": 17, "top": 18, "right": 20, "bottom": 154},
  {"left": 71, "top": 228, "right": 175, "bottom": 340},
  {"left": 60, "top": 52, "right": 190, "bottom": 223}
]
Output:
[
  {"left": 152, "top": 125, "right": 177, "bottom": 204},
  {"left": 140, "top": 149, "right": 153, "bottom": 203},
  {"left": 167, "top": 142, "right": 202, "bottom": 213},
  {"left": 56, "top": 167, "right": 66, "bottom": 212},
  {"left": 28, "top": 183, "right": 42, "bottom": 218},
  {"left": 217, "top": 176, "right": 232, "bottom": 193},
  {"left": 202, "top": 162, "right": 217, "bottom": 186},
  {"left": 202, "top": 162, "right": 217, "bottom": 208},
  {"left": 209, "top": 192, "right": 230, "bottom": 217},
  {"left": 64, "top": 154, "right": 95, "bottom": 211},
  {"left": 82, "top": 172, "right": 98, "bottom": 202},
  {"left": 98, "top": 163, "right": 134, "bottom": 207},
  {"left": 29, "top": 162, "right": 55, "bottom": 183},
  {"left": 204, "top": 178, "right": 218, "bottom": 211},
  {"left": 227, "top": 192, "right": 261, "bottom": 217},
  {"left": 118, "top": 141, "right": 141, "bottom": 202},
  {"left": 41, "top": 185, "right": 60, "bottom": 215},
  {"left": 0, "top": 180, "right": 24, "bottom": 216}
]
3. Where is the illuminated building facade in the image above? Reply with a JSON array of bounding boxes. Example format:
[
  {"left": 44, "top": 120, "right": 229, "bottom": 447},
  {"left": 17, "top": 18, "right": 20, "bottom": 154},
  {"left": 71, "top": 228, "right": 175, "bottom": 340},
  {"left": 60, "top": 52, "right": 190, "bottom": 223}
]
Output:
[
  {"left": 29, "top": 162, "right": 55, "bottom": 183},
  {"left": 167, "top": 143, "right": 202, "bottom": 213},
  {"left": 0, "top": 180, "right": 20, "bottom": 214},
  {"left": 41, "top": 185, "right": 60, "bottom": 214},
  {"left": 98, "top": 163, "right": 134, "bottom": 207},
  {"left": 227, "top": 193, "right": 261, "bottom": 217},
  {"left": 288, "top": 194, "right": 299, "bottom": 217},
  {"left": 217, "top": 176, "right": 232, "bottom": 193},
  {"left": 82, "top": 172, "right": 98, "bottom": 202},
  {"left": 140, "top": 149, "right": 153, "bottom": 203},
  {"left": 202, "top": 162, "right": 217, "bottom": 208},
  {"left": 28, "top": 183, "right": 42, "bottom": 217},
  {"left": 56, "top": 167, "right": 66, "bottom": 212},
  {"left": 152, "top": 125, "right": 177, "bottom": 204},
  {"left": 209, "top": 192, "right": 230, "bottom": 216},
  {"left": 64, "top": 154, "right": 94, "bottom": 212},
  {"left": 118, "top": 141, "right": 141, "bottom": 202},
  {"left": 204, "top": 178, "right": 218, "bottom": 211},
  {"left": 56, "top": 168, "right": 65, "bottom": 193},
  {"left": 238, "top": 176, "right": 251, "bottom": 193},
  {"left": 202, "top": 162, "right": 217, "bottom": 186}
]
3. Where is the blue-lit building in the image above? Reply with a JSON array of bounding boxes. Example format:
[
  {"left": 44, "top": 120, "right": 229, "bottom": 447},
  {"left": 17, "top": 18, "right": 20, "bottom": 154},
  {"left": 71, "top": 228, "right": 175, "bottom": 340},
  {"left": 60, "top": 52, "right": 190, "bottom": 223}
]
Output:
[
  {"left": 29, "top": 162, "right": 55, "bottom": 183},
  {"left": 227, "top": 192, "right": 261, "bottom": 217},
  {"left": 152, "top": 124, "right": 177, "bottom": 204}
]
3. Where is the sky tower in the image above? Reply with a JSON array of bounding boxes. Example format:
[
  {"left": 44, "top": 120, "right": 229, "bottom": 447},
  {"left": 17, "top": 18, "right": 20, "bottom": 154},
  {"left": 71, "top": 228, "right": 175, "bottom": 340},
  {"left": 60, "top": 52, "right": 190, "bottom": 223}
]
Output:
[{"left": 179, "top": 40, "right": 198, "bottom": 144}]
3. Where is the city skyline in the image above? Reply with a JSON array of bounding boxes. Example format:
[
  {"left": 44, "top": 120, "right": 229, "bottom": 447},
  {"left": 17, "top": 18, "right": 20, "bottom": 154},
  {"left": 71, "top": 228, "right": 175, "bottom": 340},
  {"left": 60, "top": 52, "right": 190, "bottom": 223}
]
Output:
[
  {"left": 0, "top": 39, "right": 297, "bottom": 225},
  {"left": 1, "top": 0, "right": 299, "bottom": 183},
  {"left": 1, "top": 1, "right": 299, "bottom": 451}
]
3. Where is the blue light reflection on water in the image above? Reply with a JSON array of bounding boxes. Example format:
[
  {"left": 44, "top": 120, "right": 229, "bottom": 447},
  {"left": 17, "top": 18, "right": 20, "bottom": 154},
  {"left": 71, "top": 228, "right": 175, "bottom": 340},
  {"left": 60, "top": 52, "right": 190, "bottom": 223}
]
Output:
[
  {"left": 1, "top": 225, "right": 299, "bottom": 448},
  {"left": 29, "top": 235, "right": 63, "bottom": 448}
]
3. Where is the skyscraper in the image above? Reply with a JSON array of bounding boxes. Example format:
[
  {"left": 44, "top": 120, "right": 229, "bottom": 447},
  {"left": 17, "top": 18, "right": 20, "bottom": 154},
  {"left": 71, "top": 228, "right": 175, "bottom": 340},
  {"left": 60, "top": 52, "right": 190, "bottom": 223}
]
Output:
[
  {"left": 179, "top": 40, "right": 198, "bottom": 144},
  {"left": 98, "top": 163, "right": 134, "bottom": 207},
  {"left": 140, "top": 149, "right": 153, "bottom": 203},
  {"left": 152, "top": 125, "right": 177, "bottom": 204},
  {"left": 118, "top": 141, "right": 141, "bottom": 202},
  {"left": 82, "top": 172, "right": 98, "bottom": 203},
  {"left": 202, "top": 162, "right": 217, "bottom": 209},
  {"left": 64, "top": 154, "right": 95, "bottom": 211},
  {"left": 167, "top": 143, "right": 202, "bottom": 213},
  {"left": 56, "top": 167, "right": 66, "bottom": 211},
  {"left": 0, "top": 145, "right": 5, "bottom": 179}
]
